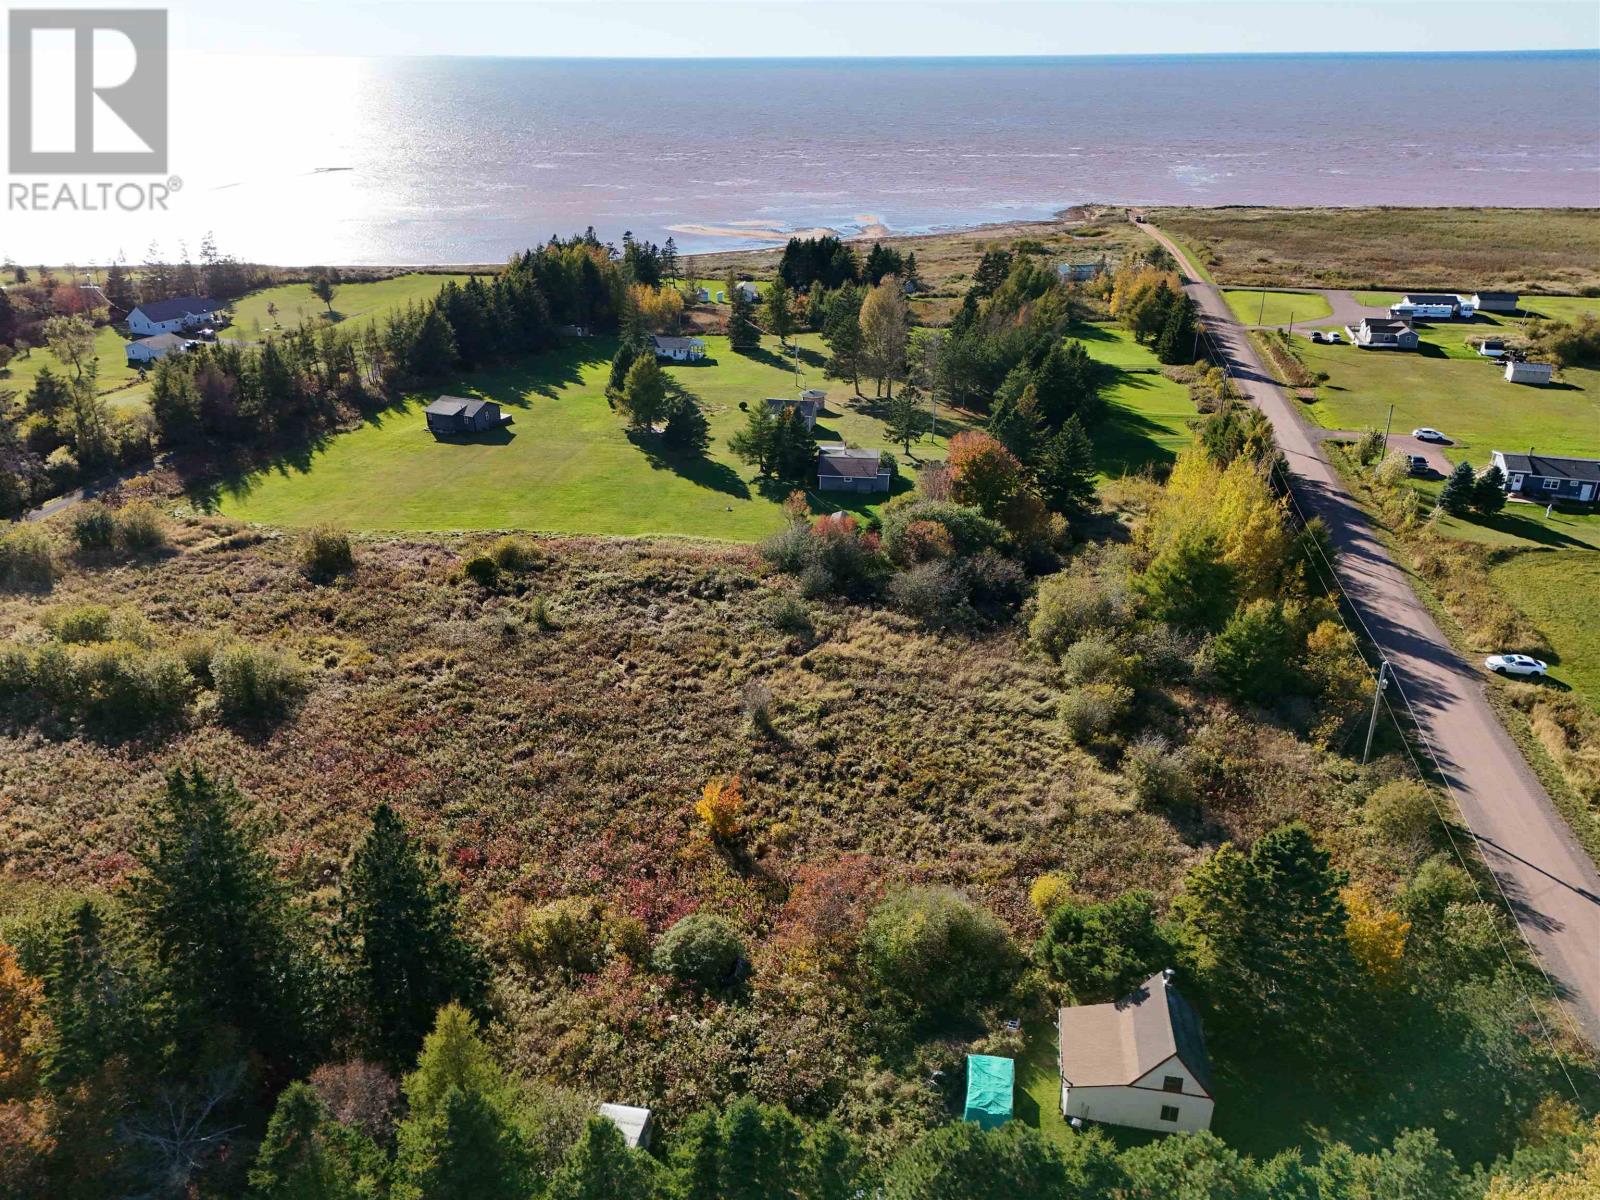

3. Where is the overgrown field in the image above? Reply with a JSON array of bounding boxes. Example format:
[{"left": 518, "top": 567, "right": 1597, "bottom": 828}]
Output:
[
  {"left": 220, "top": 271, "right": 474, "bottom": 339},
  {"left": 1152, "top": 207, "right": 1600, "bottom": 292}
]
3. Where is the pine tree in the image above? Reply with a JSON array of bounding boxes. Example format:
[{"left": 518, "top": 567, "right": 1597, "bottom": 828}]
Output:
[
  {"left": 726, "top": 276, "right": 761, "bottom": 351},
  {"left": 729, "top": 403, "right": 779, "bottom": 476},
  {"left": 662, "top": 395, "right": 710, "bottom": 454},
  {"left": 764, "top": 277, "right": 795, "bottom": 346},
  {"left": 336, "top": 805, "right": 486, "bottom": 1071},
  {"left": 249, "top": 1081, "right": 387, "bottom": 1199},
  {"left": 821, "top": 295, "right": 866, "bottom": 395},
  {"left": 1473, "top": 464, "right": 1507, "bottom": 515},
  {"left": 407, "top": 307, "right": 458, "bottom": 378},
  {"left": 718, "top": 1097, "right": 805, "bottom": 1200},
  {"left": 667, "top": 1109, "right": 722, "bottom": 1199},
  {"left": 103, "top": 260, "right": 136, "bottom": 313},
  {"left": 619, "top": 355, "right": 669, "bottom": 430},
  {"left": 989, "top": 383, "right": 1046, "bottom": 463},
  {"left": 1132, "top": 526, "right": 1237, "bottom": 632},
  {"left": 1436, "top": 461, "right": 1477, "bottom": 516},
  {"left": 127, "top": 766, "right": 318, "bottom": 1069},
  {"left": 1034, "top": 416, "right": 1097, "bottom": 514},
  {"left": 1154, "top": 292, "right": 1198, "bottom": 365},
  {"left": 607, "top": 340, "right": 641, "bottom": 398},
  {"left": 547, "top": 1116, "right": 659, "bottom": 1200},
  {"left": 39, "top": 901, "right": 138, "bottom": 1092},
  {"left": 884, "top": 384, "right": 932, "bottom": 454},
  {"left": 1031, "top": 340, "right": 1101, "bottom": 428},
  {"left": 771, "top": 408, "right": 819, "bottom": 484}
]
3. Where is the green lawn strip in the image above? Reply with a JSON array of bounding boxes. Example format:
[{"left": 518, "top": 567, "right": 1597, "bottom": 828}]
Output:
[
  {"left": 215, "top": 333, "right": 979, "bottom": 538},
  {"left": 1514, "top": 296, "right": 1600, "bottom": 323},
  {"left": 0, "top": 324, "right": 142, "bottom": 396},
  {"left": 1353, "top": 291, "right": 1403, "bottom": 309},
  {"left": 1151, "top": 228, "right": 1216, "bottom": 285},
  {"left": 220, "top": 273, "right": 474, "bottom": 340},
  {"left": 1295, "top": 325, "right": 1599, "bottom": 464},
  {"left": 1016, "top": 1021, "right": 1072, "bottom": 1150},
  {"left": 1222, "top": 289, "right": 1332, "bottom": 328},
  {"left": 1073, "top": 322, "right": 1195, "bottom": 477},
  {"left": 1488, "top": 549, "right": 1600, "bottom": 711}
]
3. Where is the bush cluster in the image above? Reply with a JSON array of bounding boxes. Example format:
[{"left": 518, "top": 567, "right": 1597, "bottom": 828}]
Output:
[
  {"left": 299, "top": 524, "right": 356, "bottom": 581},
  {"left": 69, "top": 501, "right": 167, "bottom": 557}
]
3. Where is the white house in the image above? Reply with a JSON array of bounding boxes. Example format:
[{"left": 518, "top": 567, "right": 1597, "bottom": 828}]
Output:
[
  {"left": 1505, "top": 360, "right": 1554, "bottom": 385},
  {"left": 734, "top": 281, "right": 761, "bottom": 303},
  {"left": 125, "top": 333, "right": 194, "bottom": 365},
  {"left": 1057, "top": 261, "right": 1106, "bottom": 283},
  {"left": 127, "top": 295, "right": 223, "bottom": 337},
  {"left": 1389, "top": 292, "right": 1475, "bottom": 321},
  {"left": 650, "top": 334, "right": 706, "bottom": 362},
  {"left": 597, "top": 1103, "right": 653, "bottom": 1150},
  {"left": 1058, "top": 969, "right": 1214, "bottom": 1135}
]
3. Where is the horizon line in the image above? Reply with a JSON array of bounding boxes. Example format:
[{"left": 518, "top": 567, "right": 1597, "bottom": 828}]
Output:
[{"left": 180, "top": 47, "right": 1600, "bottom": 60}]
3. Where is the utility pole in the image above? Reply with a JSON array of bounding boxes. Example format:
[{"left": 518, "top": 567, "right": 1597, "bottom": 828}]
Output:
[
  {"left": 1257, "top": 289, "right": 1267, "bottom": 326},
  {"left": 1363, "top": 660, "right": 1391, "bottom": 765},
  {"left": 1383, "top": 403, "right": 1394, "bottom": 456}
]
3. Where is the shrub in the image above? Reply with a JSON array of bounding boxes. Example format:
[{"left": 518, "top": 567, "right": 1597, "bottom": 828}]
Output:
[
  {"left": 175, "top": 632, "right": 225, "bottom": 687},
  {"left": 860, "top": 887, "right": 1015, "bottom": 1018},
  {"left": 116, "top": 501, "right": 167, "bottom": 553},
  {"left": 651, "top": 913, "right": 745, "bottom": 988},
  {"left": 1029, "top": 569, "right": 1130, "bottom": 660},
  {"left": 0, "top": 527, "right": 54, "bottom": 590},
  {"left": 962, "top": 550, "right": 1027, "bottom": 614},
  {"left": 1364, "top": 780, "right": 1441, "bottom": 856},
  {"left": 1211, "top": 599, "right": 1298, "bottom": 701},
  {"left": 69, "top": 503, "right": 118, "bottom": 552},
  {"left": 1122, "top": 733, "right": 1195, "bottom": 810},
  {"left": 1058, "top": 683, "right": 1132, "bottom": 745},
  {"left": 1372, "top": 451, "right": 1413, "bottom": 490},
  {"left": 1037, "top": 889, "right": 1167, "bottom": 1001},
  {"left": 739, "top": 681, "right": 774, "bottom": 734},
  {"left": 897, "top": 519, "right": 955, "bottom": 564},
  {"left": 77, "top": 643, "right": 193, "bottom": 730},
  {"left": 880, "top": 499, "right": 1006, "bottom": 564},
  {"left": 299, "top": 524, "right": 355, "bottom": 581},
  {"left": 1356, "top": 428, "right": 1387, "bottom": 466},
  {"left": 762, "top": 514, "right": 887, "bottom": 600},
  {"left": 762, "top": 592, "right": 813, "bottom": 635},
  {"left": 514, "top": 898, "right": 609, "bottom": 975},
  {"left": 890, "top": 561, "right": 972, "bottom": 629},
  {"left": 488, "top": 536, "right": 539, "bottom": 572},
  {"left": 47, "top": 603, "right": 113, "bottom": 644},
  {"left": 695, "top": 775, "right": 745, "bottom": 842},
  {"left": 211, "top": 642, "right": 305, "bottom": 721},
  {"left": 462, "top": 554, "right": 499, "bottom": 587},
  {"left": 1029, "top": 873, "right": 1071, "bottom": 917},
  {"left": 1059, "top": 634, "right": 1125, "bottom": 686}
]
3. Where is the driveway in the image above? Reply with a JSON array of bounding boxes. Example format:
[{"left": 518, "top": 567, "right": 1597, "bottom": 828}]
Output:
[
  {"left": 1315, "top": 430, "right": 1457, "bottom": 477},
  {"left": 1142, "top": 221, "right": 1600, "bottom": 1049},
  {"left": 1242, "top": 287, "right": 1390, "bottom": 331}
]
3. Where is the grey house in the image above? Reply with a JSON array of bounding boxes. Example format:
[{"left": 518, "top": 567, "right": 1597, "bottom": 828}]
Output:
[
  {"left": 650, "top": 334, "right": 706, "bottom": 362},
  {"left": 1490, "top": 452, "right": 1600, "bottom": 506},
  {"left": 1347, "top": 317, "right": 1419, "bottom": 351},
  {"left": 765, "top": 395, "right": 823, "bottom": 429},
  {"left": 1472, "top": 290, "right": 1520, "bottom": 313},
  {"left": 817, "top": 444, "right": 891, "bottom": 494},
  {"left": 424, "top": 395, "right": 512, "bottom": 436}
]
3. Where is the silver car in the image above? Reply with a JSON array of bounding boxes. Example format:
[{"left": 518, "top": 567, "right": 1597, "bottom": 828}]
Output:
[{"left": 1485, "top": 654, "right": 1548, "bottom": 678}]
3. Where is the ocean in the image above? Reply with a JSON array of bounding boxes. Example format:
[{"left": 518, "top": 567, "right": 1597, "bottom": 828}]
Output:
[{"left": 10, "top": 51, "right": 1599, "bottom": 266}]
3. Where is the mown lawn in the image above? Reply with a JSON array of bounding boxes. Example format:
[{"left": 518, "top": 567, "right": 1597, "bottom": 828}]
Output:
[
  {"left": 214, "top": 333, "right": 981, "bottom": 538},
  {"left": 1222, "top": 289, "right": 1332, "bottom": 328},
  {"left": 220, "top": 272, "right": 474, "bottom": 339},
  {"left": 1353, "top": 291, "right": 1402, "bottom": 309},
  {"left": 1489, "top": 548, "right": 1600, "bottom": 710},
  {"left": 0, "top": 324, "right": 142, "bottom": 396},
  {"left": 1077, "top": 323, "right": 1196, "bottom": 477},
  {"left": 1297, "top": 324, "right": 1599, "bottom": 463}
]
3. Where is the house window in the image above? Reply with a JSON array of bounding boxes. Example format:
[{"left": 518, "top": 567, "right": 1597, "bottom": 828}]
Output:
[
  {"left": 1543, "top": 479, "right": 1561, "bottom": 491},
  {"left": 1162, "top": 1075, "right": 1183, "bottom": 1093},
  {"left": 1160, "top": 1105, "right": 1180, "bottom": 1123}
]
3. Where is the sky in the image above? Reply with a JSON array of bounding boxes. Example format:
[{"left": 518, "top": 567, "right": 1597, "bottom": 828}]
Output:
[{"left": 125, "top": 0, "right": 1600, "bottom": 58}]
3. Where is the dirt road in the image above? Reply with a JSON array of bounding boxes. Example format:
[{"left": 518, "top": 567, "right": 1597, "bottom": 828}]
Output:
[{"left": 1142, "top": 222, "right": 1600, "bottom": 1049}]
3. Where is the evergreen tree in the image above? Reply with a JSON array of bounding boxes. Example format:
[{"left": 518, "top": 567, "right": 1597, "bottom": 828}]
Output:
[
  {"left": 726, "top": 276, "right": 761, "bottom": 351},
  {"left": 821, "top": 291, "right": 866, "bottom": 394},
  {"left": 1473, "top": 464, "right": 1507, "bottom": 516},
  {"left": 666, "top": 1109, "right": 722, "bottom": 1199},
  {"left": 989, "top": 382, "right": 1046, "bottom": 463},
  {"left": 1174, "top": 823, "right": 1355, "bottom": 1053},
  {"left": 902, "top": 252, "right": 923, "bottom": 293},
  {"left": 1154, "top": 291, "right": 1198, "bottom": 365},
  {"left": 547, "top": 1116, "right": 659, "bottom": 1200},
  {"left": 407, "top": 307, "right": 457, "bottom": 378},
  {"left": 883, "top": 384, "right": 932, "bottom": 454},
  {"left": 1032, "top": 340, "right": 1101, "bottom": 427},
  {"left": 729, "top": 403, "right": 779, "bottom": 477},
  {"left": 970, "top": 249, "right": 1013, "bottom": 299},
  {"left": 336, "top": 805, "right": 486, "bottom": 1071},
  {"left": 1038, "top": 890, "right": 1166, "bottom": 1002},
  {"left": 25, "top": 365, "right": 72, "bottom": 418},
  {"left": 1035, "top": 416, "right": 1097, "bottom": 514},
  {"left": 1211, "top": 599, "right": 1299, "bottom": 702},
  {"left": 661, "top": 236, "right": 680, "bottom": 285},
  {"left": 1132, "top": 526, "right": 1237, "bottom": 632},
  {"left": 249, "top": 1081, "right": 387, "bottom": 1200},
  {"left": 39, "top": 901, "right": 141, "bottom": 1092},
  {"left": 885, "top": 1123, "right": 1078, "bottom": 1200},
  {"left": 619, "top": 354, "right": 669, "bottom": 430},
  {"left": 662, "top": 395, "right": 711, "bottom": 454},
  {"left": 607, "top": 339, "right": 642, "bottom": 398},
  {"left": 127, "top": 766, "right": 319, "bottom": 1070},
  {"left": 764, "top": 277, "right": 795, "bottom": 345},
  {"left": 771, "top": 408, "right": 819, "bottom": 483},
  {"left": 1436, "top": 461, "right": 1477, "bottom": 516},
  {"left": 864, "top": 243, "right": 903, "bottom": 286},
  {"left": 718, "top": 1097, "right": 806, "bottom": 1200},
  {"left": 103, "top": 260, "right": 136, "bottom": 313}
]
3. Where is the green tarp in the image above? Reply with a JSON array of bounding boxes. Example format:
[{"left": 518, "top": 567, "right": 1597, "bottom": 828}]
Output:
[{"left": 962, "top": 1054, "right": 1013, "bottom": 1129}]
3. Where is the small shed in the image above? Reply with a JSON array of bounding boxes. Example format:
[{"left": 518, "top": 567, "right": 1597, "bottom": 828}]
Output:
[
  {"left": 1505, "top": 360, "right": 1553, "bottom": 385},
  {"left": 817, "top": 444, "right": 891, "bottom": 494},
  {"left": 597, "top": 1103, "right": 654, "bottom": 1150},
  {"left": 765, "top": 395, "right": 823, "bottom": 429},
  {"left": 1473, "top": 290, "right": 1519, "bottom": 313},
  {"left": 962, "top": 1055, "right": 1014, "bottom": 1129},
  {"left": 424, "top": 395, "right": 512, "bottom": 436},
  {"left": 695, "top": 287, "right": 711, "bottom": 303}
]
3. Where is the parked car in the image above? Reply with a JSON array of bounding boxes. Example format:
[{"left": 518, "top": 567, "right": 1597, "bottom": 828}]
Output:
[
  {"left": 1411, "top": 428, "right": 1447, "bottom": 442},
  {"left": 1407, "top": 455, "right": 1430, "bottom": 476},
  {"left": 1485, "top": 654, "right": 1548, "bottom": 678},
  {"left": 1310, "top": 330, "right": 1327, "bottom": 343},
  {"left": 1327, "top": 331, "right": 1343, "bottom": 344}
]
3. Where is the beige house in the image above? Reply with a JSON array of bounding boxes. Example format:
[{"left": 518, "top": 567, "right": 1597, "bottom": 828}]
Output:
[{"left": 1058, "top": 968, "right": 1214, "bottom": 1134}]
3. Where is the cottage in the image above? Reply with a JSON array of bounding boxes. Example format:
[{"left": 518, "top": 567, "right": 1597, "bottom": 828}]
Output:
[
  {"left": 1347, "top": 317, "right": 1419, "bottom": 351},
  {"left": 424, "top": 395, "right": 513, "bottom": 436},
  {"left": 597, "top": 1103, "right": 653, "bottom": 1150},
  {"left": 1389, "top": 293, "right": 1474, "bottom": 320},
  {"left": 1057, "top": 261, "right": 1106, "bottom": 283},
  {"left": 650, "top": 334, "right": 706, "bottom": 362},
  {"left": 1490, "top": 452, "right": 1600, "bottom": 506},
  {"left": 1504, "top": 360, "right": 1554, "bottom": 385},
  {"left": 1472, "top": 290, "right": 1520, "bottom": 314},
  {"left": 127, "top": 295, "right": 224, "bottom": 337},
  {"left": 816, "top": 444, "right": 891, "bottom": 494},
  {"left": 734, "top": 281, "right": 761, "bottom": 303},
  {"left": 1058, "top": 969, "right": 1214, "bottom": 1135},
  {"left": 765, "top": 395, "right": 824, "bottom": 429},
  {"left": 125, "top": 332, "right": 193, "bottom": 365}
]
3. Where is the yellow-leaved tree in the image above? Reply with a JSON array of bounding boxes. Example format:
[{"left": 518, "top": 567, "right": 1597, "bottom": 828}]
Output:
[
  {"left": 1341, "top": 883, "right": 1410, "bottom": 989},
  {"left": 0, "top": 943, "right": 44, "bottom": 1101},
  {"left": 1141, "top": 450, "right": 1292, "bottom": 605},
  {"left": 695, "top": 775, "right": 745, "bottom": 844}
]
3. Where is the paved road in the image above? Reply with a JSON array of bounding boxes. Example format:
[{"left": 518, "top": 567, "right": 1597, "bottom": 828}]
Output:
[{"left": 1142, "top": 222, "right": 1600, "bottom": 1049}]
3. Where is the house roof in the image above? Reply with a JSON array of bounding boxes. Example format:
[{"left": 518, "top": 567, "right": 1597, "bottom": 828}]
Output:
[
  {"left": 1058, "top": 970, "right": 1213, "bottom": 1094},
  {"left": 1475, "top": 290, "right": 1518, "bottom": 300},
  {"left": 597, "top": 1103, "right": 652, "bottom": 1149},
  {"left": 817, "top": 446, "right": 885, "bottom": 480},
  {"left": 1398, "top": 293, "right": 1462, "bottom": 305},
  {"left": 131, "top": 295, "right": 220, "bottom": 322},
  {"left": 1493, "top": 452, "right": 1600, "bottom": 482},
  {"left": 130, "top": 333, "right": 190, "bottom": 350},
  {"left": 651, "top": 335, "right": 704, "bottom": 352},
  {"left": 426, "top": 395, "right": 495, "bottom": 418},
  {"left": 766, "top": 396, "right": 822, "bottom": 414}
]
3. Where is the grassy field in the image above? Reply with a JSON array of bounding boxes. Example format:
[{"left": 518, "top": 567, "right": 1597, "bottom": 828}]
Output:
[
  {"left": 1353, "top": 291, "right": 1401, "bottom": 309},
  {"left": 220, "top": 272, "right": 473, "bottom": 339},
  {"left": 1152, "top": 207, "right": 1600, "bottom": 292},
  {"left": 0, "top": 324, "right": 143, "bottom": 397},
  {"left": 214, "top": 333, "right": 982, "bottom": 536},
  {"left": 1077, "top": 323, "right": 1196, "bottom": 477},
  {"left": 1223, "top": 289, "right": 1333, "bottom": 327},
  {"left": 1490, "top": 548, "right": 1600, "bottom": 707},
  {"left": 1297, "top": 323, "right": 1599, "bottom": 463}
]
